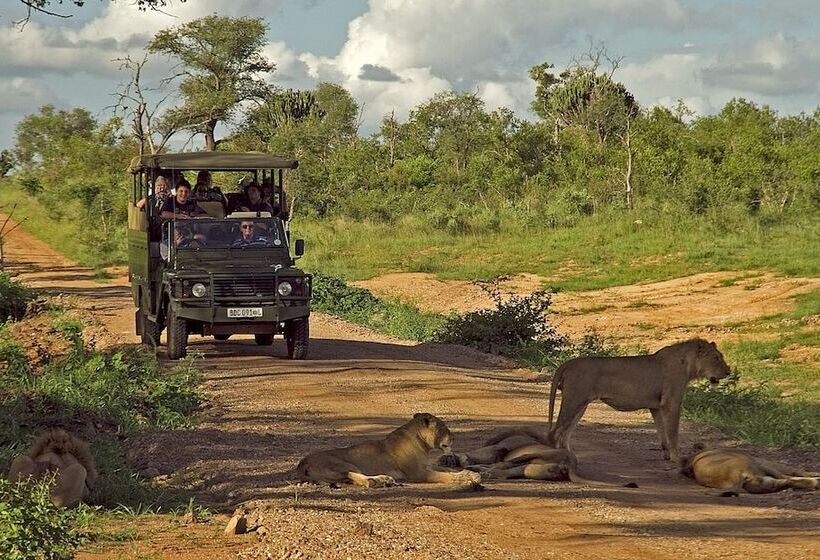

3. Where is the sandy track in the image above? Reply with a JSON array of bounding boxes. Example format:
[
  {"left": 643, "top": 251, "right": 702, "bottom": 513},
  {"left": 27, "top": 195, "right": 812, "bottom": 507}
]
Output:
[{"left": 2, "top": 216, "right": 818, "bottom": 560}]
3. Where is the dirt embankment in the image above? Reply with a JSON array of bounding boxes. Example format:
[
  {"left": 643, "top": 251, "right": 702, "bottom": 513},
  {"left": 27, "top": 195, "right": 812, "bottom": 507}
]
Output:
[
  {"left": 2, "top": 214, "right": 818, "bottom": 560},
  {"left": 355, "top": 271, "right": 820, "bottom": 348}
]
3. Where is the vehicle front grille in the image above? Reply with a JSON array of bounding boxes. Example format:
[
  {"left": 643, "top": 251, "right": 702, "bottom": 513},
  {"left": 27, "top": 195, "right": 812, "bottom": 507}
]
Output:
[{"left": 212, "top": 276, "right": 277, "bottom": 300}]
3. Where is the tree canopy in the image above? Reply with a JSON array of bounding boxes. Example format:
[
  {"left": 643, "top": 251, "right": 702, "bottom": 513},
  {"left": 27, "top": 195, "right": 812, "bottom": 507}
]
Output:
[{"left": 148, "top": 15, "right": 273, "bottom": 151}]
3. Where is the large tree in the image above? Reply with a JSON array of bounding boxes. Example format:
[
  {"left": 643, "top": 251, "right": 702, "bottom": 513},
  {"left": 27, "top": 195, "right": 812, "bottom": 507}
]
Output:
[{"left": 148, "top": 15, "right": 273, "bottom": 151}]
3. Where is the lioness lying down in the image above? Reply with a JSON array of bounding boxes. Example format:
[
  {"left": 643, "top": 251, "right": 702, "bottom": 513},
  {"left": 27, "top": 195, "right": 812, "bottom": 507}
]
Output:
[
  {"left": 681, "top": 448, "right": 820, "bottom": 495},
  {"left": 547, "top": 338, "right": 731, "bottom": 462},
  {"left": 296, "top": 413, "right": 481, "bottom": 488},
  {"left": 7, "top": 429, "right": 97, "bottom": 508},
  {"left": 446, "top": 429, "right": 601, "bottom": 484}
]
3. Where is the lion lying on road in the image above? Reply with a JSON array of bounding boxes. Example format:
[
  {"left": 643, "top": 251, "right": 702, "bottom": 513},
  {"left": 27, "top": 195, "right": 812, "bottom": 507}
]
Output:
[
  {"left": 547, "top": 338, "right": 731, "bottom": 462},
  {"left": 681, "top": 448, "right": 819, "bottom": 495},
  {"left": 296, "top": 413, "right": 481, "bottom": 489},
  {"left": 7, "top": 429, "right": 97, "bottom": 507}
]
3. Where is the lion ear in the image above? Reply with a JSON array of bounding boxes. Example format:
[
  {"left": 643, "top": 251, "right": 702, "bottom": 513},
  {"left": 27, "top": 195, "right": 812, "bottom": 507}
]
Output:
[{"left": 414, "top": 412, "right": 432, "bottom": 426}]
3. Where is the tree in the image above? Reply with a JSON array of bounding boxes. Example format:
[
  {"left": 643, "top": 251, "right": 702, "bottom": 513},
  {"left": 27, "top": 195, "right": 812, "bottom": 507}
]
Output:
[
  {"left": 148, "top": 15, "right": 274, "bottom": 151},
  {"left": 530, "top": 47, "right": 640, "bottom": 208},
  {"left": 14, "top": 105, "right": 95, "bottom": 169},
  {"left": 111, "top": 55, "right": 180, "bottom": 156},
  {"left": 12, "top": 1, "right": 185, "bottom": 26}
]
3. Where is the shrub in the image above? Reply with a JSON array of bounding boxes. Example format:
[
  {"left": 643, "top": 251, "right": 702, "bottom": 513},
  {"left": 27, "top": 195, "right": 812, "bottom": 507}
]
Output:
[
  {"left": 0, "top": 478, "right": 85, "bottom": 560},
  {"left": 0, "top": 273, "right": 33, "bottom": 321},
  {"left": 434, "top": 285, "right": 567, "bottom": 355}
]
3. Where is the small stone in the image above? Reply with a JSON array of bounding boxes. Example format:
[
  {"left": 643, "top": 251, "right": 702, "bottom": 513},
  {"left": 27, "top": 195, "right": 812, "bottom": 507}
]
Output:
[{"left": 224, "top": 514, "right": 248, "bottom": 535}]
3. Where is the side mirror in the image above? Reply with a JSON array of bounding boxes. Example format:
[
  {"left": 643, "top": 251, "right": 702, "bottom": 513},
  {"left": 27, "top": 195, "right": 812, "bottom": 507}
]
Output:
[{"left": 294, "top": 239, "right": 305, "bottom": 257}]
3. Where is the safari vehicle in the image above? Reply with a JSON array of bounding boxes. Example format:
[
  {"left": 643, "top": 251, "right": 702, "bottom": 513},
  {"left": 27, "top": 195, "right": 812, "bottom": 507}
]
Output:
[{"left": 127, "top": 152, "right": 311, "bottom": 360}]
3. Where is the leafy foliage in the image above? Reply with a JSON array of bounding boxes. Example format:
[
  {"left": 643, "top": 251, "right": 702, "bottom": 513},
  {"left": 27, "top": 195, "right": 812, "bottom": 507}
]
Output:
[
  {"left": 434, "top": 286, "right": 566, "bottom": 354},
  {"left": 0, "top": 273, "right": 33, "bottom": 321},
  {"left": 0, "top": 478, "right": 85, "bottom": 560}
]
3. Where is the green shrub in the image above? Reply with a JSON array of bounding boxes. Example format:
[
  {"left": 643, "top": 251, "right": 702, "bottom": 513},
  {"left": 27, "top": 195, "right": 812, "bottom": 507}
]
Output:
[
  {"left": 0, "top": 273, "right": 33, "bottom": 322},
  {"left": 434, "top": 286, "right": 566, "bottom": 355},
  {"left": 0, "top": 478, "right": 85, "bottom": 560}
]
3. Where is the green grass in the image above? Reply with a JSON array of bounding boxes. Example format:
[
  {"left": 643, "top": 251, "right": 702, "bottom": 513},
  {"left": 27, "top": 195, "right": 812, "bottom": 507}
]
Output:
[
  {"left": 0, "top": 181, "right": 95, "bottom": 267},
  {"left": 296, "top": 209, "right": 820, "bottom": 290}
]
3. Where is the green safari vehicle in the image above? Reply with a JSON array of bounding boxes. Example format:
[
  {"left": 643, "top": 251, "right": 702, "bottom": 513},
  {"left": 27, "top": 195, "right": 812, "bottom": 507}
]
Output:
[{"left": 127, "top": 152, "right": 311, "bottom": 359}]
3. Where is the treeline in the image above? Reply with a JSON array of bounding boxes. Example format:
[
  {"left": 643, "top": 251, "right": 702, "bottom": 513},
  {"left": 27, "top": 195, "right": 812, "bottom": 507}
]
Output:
[{"left": 1, "top": 15, "right": 819, "bottom": 266}]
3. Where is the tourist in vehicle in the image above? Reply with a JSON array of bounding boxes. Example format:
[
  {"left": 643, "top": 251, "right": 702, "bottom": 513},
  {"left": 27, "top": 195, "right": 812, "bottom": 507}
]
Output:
[
  {"left": 192, "top": 170, "right": 229, "bottom": 208},
  {"left": 238, "top": 182, "right": 274, "bottom": 214},
  {"left": 231, "top": 220, "right": 269, "bottom": 247},
  {"left": 136, "top": 175, "right": 169, "bottom": 211},
  {"left": 160, "top": 182, "right": 205, "bottom": 219}
]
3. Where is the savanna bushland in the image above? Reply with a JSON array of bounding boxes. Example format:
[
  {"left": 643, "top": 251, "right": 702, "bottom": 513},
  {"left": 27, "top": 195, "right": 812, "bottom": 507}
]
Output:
[{"left": 1, "top": 16, "right": 818, "bottom": 449}]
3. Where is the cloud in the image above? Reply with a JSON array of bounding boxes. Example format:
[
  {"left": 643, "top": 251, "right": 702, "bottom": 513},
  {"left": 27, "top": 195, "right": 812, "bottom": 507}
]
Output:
[
  {"left": 700, "top": 33, "right": 820, "bottom": 96},
  {"left": 358, "top": 64, "right": 402, "bottom": 82},
  {"left": 0, "top": 78, "right": 55, "bottom": 115}
]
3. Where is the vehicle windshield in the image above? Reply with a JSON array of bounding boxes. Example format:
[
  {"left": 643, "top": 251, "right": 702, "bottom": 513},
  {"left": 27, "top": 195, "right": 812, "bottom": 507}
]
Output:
[{"left": 166, "top": 217, "right": 287, "bottom": 250}]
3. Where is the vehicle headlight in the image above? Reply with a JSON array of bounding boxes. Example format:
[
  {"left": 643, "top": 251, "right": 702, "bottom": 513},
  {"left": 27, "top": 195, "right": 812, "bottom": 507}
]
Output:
[
  {"left": 277, "top": 281, "right": 293, "bottom": 296},
  {"left": 191, "top": 282, "right": 208, "bottom": 298}
]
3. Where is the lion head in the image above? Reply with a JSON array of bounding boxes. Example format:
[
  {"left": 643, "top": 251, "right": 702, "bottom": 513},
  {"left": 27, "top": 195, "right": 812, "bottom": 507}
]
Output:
[
  {"left": 692, "top": 339, "right": 731, "bottom": 384},
  {"left": 411, "top": 413, "right": 454, "bottom": 453}
]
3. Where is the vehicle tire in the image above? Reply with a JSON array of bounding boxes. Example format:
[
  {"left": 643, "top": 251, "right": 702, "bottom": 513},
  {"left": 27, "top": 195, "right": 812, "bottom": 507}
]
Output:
[
  {"left": 166, "top": 306, "right": 188, "bottom": 360},
  {"left": 254, "top": 334, "right": 274, "bottom": 346},
  {"left": 140, "top": 308, "right": 161, "bottom": 346},
  {"left": 285, "top": 318, "right": 309, "bottom": 360},
  {"left": 213, "top": 334, "right": 231, "bottom": 341}
]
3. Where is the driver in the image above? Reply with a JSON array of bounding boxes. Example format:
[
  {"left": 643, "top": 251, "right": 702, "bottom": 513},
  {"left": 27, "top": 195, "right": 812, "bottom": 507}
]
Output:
[{"left": 232, "top": 220, "right": 268, "bottom": 246}]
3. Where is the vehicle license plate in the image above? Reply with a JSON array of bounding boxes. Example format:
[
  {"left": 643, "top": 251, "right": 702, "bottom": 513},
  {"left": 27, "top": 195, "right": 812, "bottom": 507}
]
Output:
[{"left": 227, "top": 307, "right": 263, "bottom": 318}]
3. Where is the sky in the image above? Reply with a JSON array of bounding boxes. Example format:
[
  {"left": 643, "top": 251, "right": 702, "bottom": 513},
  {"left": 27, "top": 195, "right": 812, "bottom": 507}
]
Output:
[{"left": 1, "top": 0, "right": 819, "bottom": 149}]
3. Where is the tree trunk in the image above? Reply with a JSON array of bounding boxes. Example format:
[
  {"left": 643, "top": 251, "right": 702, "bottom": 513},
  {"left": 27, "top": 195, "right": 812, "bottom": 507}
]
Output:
[
  {"left": 624, "top": 117, "right": 634, "bottom": 210},
  {"left": 204, "top": 120, "right": 218, "bottom": 151}
]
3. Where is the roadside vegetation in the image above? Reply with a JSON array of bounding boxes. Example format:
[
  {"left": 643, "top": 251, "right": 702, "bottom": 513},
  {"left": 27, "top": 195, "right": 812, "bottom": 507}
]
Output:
[{"left": 0, "top": 275, "right": 206, "bottom": 558}]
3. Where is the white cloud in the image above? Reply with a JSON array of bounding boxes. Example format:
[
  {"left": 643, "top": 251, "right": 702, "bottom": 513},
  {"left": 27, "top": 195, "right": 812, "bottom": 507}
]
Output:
[
  {"left": 701, "top": 33, "right": 820, "bottom": 96},
  {"left": 0, "top": 78, "right": 54, "bottom": 114}
]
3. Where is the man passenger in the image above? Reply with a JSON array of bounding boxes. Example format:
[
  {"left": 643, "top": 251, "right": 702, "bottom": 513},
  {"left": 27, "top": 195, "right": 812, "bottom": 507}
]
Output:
[
  {"left": 136, "top": 175, "right": 170, "bottom": 211},
  {"left": 239, "top": 182, "right": 274, "bottom": 214},
  {"left": 160, "top": 181, "right": 205, "bottom": 220}
]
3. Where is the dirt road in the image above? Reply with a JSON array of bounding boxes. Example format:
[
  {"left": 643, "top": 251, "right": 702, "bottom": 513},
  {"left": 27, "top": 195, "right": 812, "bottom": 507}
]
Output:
[{"left": 2, "top": 218, "right": 818, "bottom": 560}]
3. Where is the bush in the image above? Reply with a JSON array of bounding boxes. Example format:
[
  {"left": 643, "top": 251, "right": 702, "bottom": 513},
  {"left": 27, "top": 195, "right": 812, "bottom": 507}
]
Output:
[
  {"left": 434, "top": 285, "right": 566, "bottom": 355},
  {"left": 0, "top": 273, "right": 33, "bottom": 321},
  {"left": 0, "top": 478, "right": 85, "bottom": 560}
]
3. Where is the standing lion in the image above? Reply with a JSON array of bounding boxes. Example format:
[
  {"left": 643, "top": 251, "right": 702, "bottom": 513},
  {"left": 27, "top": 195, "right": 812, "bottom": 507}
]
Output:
[
  {"left": 547, "top": 338, "right": 731, "bottom": 463},
  {"left": 6, "top": 429, "right": 97, "bottom": 507}
]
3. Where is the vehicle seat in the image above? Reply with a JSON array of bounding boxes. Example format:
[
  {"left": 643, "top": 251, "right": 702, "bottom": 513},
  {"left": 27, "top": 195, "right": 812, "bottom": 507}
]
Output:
[{"left": 197, "top": 201, "right": 226, "bottom": 218}]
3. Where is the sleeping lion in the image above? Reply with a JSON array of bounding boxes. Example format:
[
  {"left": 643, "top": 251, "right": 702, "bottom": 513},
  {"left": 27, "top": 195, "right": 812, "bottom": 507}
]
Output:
[
  {"left": 681, "top": 448, "right": 819, "bottom": 495},
  {"left": 7, "top": 429, "right": 97, "bottom": 507},
  {"left": 296, "top": 413, "right": 481, "bottom": 489}
]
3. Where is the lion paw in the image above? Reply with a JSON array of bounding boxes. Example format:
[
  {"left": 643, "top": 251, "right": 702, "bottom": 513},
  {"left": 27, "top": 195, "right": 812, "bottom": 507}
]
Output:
[{"left": 366, "top": 475, "right": 397, "bottom": 488}]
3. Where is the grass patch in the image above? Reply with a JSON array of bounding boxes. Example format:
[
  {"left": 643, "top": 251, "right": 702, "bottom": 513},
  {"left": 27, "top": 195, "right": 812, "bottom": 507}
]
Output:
[
  {"left": 684, "top": 377, "right": 819, "bottom": 449},
  {"left": 297, "top": 209, "right": 820, "bottom": 290},
  {"left": 312, "top": 272, "right": 446, "bottom": 341},
  {"left": 0, "top": 272, "right": 34, "bottom": 321}
]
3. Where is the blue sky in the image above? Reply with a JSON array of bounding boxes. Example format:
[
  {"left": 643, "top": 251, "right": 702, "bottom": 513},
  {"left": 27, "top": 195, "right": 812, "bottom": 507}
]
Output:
[{"left": 1, "top": 0, "right": 818, "bottom": 149}]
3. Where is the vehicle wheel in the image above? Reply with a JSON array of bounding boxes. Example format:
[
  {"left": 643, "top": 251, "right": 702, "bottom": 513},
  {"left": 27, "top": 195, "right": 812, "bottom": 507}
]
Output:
[
  {"left": 166, "top": 306, "right": 188, "bottom": 360},
  {"left": 254, "top": 334, "right": 274, "bottom": 346},
  {"left": 285, "top": 318, "right": 309, "bottom": 359},
  {"left": 213, "top": 334, "right": 231, "bottom": 341},
  {"left": 140, "top": 308, "right": 161, "bottom": 346}
]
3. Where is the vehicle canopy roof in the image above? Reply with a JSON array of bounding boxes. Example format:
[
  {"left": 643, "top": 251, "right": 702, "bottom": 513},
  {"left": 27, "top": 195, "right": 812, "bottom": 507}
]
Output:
[{"left": 128, "top": 152, "right": 298, "bottom": 174}]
